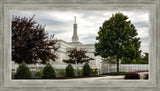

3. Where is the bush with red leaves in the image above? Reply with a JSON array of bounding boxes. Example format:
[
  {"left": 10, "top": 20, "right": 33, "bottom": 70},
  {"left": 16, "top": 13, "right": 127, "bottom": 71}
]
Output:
[
  {"left": 125, "top": 72, "right": 140, "bottom": 79},
  {"left": 144, "top": 74, "right": 149, "bottom": 79}
]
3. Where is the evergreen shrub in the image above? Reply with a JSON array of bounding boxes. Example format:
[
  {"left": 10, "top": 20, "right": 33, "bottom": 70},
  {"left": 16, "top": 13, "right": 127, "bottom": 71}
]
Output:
[
  {"left": 14, "top": 61, "right": 32, "bottom": 79},
  {"left": 43, "top": 63, "right": 56, "bottom": 79},
  {"left": 83, "top": 63, "right": 91, "bottom": 76},
  {"left": 65, "top": 64, "right": 75, "bottom": 77}
]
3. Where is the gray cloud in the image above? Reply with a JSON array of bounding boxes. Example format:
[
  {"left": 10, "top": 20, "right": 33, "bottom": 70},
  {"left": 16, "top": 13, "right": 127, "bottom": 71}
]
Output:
[
  {"left": 12, "top": 11, "right": 149, "bottom": 53},
  {"left": 46, "top": 29, "right": 65, "bottom": 35},
  {"left": 38, "top": 18, "right": 66, "bottom": 26},
  {"left": 140, "top": 37, "right": 149, "bottom": 41},
  {"left": 133, "top": 22, "right": 149, "bottom": 28},
  {"left": 82, "top": 35, "right": 96, "bottom": 39}
]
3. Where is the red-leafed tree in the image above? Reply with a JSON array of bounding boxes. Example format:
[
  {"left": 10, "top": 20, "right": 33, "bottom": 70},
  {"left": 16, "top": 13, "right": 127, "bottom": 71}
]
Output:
[
  {"left": 12, "top": 15, "right": 59, "bottom": 64},
  {"left": 63, "top": 48, "right": 93, "bottom": 64}
]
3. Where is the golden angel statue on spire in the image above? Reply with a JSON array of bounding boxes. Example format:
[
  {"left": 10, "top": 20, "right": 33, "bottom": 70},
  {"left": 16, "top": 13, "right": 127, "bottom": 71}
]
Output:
[{"left": 74, "top": 16, "right": 76, "bottom": 23}]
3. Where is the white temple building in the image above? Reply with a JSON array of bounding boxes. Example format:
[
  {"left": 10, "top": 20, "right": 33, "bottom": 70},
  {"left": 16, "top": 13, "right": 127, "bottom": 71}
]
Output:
[{"left": 50, "top": 16, "right": 102, "bottom": 69}]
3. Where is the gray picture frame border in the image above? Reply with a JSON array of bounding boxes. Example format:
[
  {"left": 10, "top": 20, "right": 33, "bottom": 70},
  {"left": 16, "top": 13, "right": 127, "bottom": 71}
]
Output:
[{"left": 0, "top": 0, "right": 159, "bottom": 91}]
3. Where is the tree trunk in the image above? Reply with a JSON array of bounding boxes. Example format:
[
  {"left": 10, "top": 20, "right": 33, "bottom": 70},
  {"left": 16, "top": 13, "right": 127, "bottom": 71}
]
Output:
[{"left": 116, "top": 57, "right": 119, "bottom": 73}]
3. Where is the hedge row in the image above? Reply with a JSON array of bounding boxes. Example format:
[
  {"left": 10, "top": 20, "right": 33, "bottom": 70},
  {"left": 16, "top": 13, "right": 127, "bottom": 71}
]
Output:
[
  {"left": 14, "top": 62, "right": 98, "bottom": 79},
  {"left": 14, "top": 62, "right": 56, "bottom": 79},
  {"left": 102, "top": 72, "right": 130, "bottom": 75}
]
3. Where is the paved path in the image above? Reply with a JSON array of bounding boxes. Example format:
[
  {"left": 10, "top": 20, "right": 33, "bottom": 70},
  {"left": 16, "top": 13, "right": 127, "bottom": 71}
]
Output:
[{"left": 59, "top": 75, "right": 125, "bottom": 81}]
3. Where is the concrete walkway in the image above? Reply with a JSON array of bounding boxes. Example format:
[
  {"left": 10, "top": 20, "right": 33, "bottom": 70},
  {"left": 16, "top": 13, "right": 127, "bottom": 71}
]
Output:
[{"left": 60, "top": 75, "right": 125, "bottom": 80}]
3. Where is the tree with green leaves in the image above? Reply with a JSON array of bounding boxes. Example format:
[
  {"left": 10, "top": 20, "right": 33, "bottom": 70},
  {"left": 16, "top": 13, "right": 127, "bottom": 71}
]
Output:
[
  {"left": 121, "top": 53, "right": 148, "bottom": 64},
  {"left": 95, "top": 13, "right": 141, "bottom": 72},
  {"left": 142, "top": 53, "right": 148, "bottom": 63},
  {"left": 101, "top": 56, "right": 117, "bottom": 64},
  {"left": 12, "top": 15, "right": 59, "bottom": 64}
]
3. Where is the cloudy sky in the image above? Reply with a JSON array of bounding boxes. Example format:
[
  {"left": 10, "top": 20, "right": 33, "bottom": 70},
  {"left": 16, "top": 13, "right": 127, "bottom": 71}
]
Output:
[{"left": 12, "top": 11, "right": 149, "bottom": 53}]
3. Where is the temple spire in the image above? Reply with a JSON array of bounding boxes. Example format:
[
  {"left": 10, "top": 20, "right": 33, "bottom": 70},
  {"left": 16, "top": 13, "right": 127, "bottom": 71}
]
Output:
[{"left": 72, "top": 16, "right": 79, "bottom": 42}]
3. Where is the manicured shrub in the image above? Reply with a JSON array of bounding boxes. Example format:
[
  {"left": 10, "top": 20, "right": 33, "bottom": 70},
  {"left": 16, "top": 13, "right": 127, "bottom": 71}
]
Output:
[
  {"left": 91, "top": 68, "right": 98, "bottom": 76},
  {"left": 35, "top": 70, "right": 43, "bottom": 78},
  {"left": 77, "top": 70, "right": 83, "bottom": 76},
  {"left": 42, "top": 63, "right": 56, "bottom": 79},
  {"left": 136, "top": 70, "right": 148, "bottom": 73},
  {"left": 59, "top": 69, "right": 66, "bottom": 77},
  {"left": 14, "top": 61, "right": 32, "bottom": 79},
  {"left": 65, "top": 64, "right": 75, "bottom": 77},
  {"left": 83, "top": 63, "right": 91, "bottom": 76},
  {"left": 125, "top": 72, "right": 140, "bottom": 79},
  {"left": 119, "top": 72, "right": 129, "bottom": 75}
]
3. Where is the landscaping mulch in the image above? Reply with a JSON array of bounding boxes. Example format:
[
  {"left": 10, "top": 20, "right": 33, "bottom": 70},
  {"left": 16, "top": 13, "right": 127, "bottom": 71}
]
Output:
[{"left": 12, "top": 75, "right": 106, "bottom": 80}]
